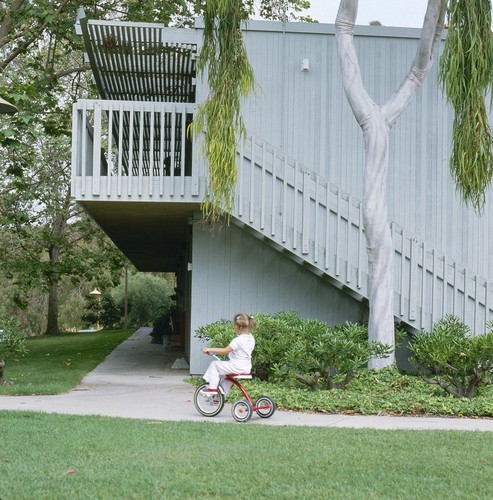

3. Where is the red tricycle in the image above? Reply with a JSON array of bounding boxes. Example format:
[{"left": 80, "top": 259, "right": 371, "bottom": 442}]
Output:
[{"left": 194, "top": 355, "right": 276, "bottom": 423}]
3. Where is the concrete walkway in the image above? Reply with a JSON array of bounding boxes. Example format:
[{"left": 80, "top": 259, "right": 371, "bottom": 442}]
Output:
[{"left": 1, "top": 328, "right": 493, "bottom": 431}]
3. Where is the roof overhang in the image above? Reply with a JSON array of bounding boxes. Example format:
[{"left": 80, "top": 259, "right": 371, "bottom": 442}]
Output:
[{"left": 77, "top": 12, "right": 198, "bottom": 103}]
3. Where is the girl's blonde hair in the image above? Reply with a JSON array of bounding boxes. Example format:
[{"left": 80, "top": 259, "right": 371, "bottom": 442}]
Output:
[{"left": 233, "top": 312, "right": 257, "bottom": 331}]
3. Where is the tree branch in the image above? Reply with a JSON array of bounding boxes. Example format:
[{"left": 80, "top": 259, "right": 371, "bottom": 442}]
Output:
[
  {"left": 0, "top": 0, "right": 26, "bottom": 47},
  {"left": 382, "top": 0, "right": 447, "bottom": 124},
  {"left": 425, "top": 377, "right": 463, "bottom": 398},
  {"left": 335, "top": 0, "right": 374, "bottom": 127},
  {"left": 54, "top": 65, "right": 92, "bottom": 79},
  {"left": 295, "top": 371, "right": 321, "bottom": 390},
  {"left": 0, "top": 0, "right": 73, "bottom": 70}
]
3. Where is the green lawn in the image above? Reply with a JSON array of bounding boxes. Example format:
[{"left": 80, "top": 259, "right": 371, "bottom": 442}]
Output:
[
  {"left": 0, "top": 329, "right": 134, "bottom": 395},
  {"left": 0, "top": 411, "right": 492, "bottom": 499}
]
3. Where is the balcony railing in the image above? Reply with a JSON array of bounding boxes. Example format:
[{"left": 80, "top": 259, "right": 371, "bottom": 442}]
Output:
[{"left": 71, "top": 99, "right": 202, "bottom": 200}]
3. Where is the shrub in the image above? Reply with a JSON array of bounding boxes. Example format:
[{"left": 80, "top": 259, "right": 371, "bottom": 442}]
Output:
[
  {"left": 196, "top": 311, "right": 302, "bottom": 380},
  {"left": 283, "top": 320, "right": 392, "bottom": 390},
  {"left": 82, "top": 293, "right": 123, "bottom": 330},
  {"left": 0, "top": 316, "right": 28, "bottom": 358},
  {"left": 81, "top": 295, "right": 104, "bottom": 329},
  {"left": 249, "top": 311, "right": 302, "bottom": 380},
  {"left": 100, "top": 294, "right": 124, "bottom": 329},
  {"left": 196, "top": 311, "right": 392, "bottom": 390},
  {"left": 195, "top": 318, "right": 234, "bottom": 348},
  {"left": 409, "top": 315, "right": 493, "bottom": 398},
  {"left": 0, "top": 315, "right": 28, "bottom": 384}
]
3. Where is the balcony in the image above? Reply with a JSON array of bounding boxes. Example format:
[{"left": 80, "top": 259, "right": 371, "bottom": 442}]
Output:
[
  {"left": 71, "top": 98, "right": 205, "bottom": 200},
  {"left": 71, "top": 99, "right": 206, "bottom": 271}
]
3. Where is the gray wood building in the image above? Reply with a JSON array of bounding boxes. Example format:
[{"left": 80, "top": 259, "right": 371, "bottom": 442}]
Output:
[{"left": 72, "top": 14, "right": 493, "bottom": 374}]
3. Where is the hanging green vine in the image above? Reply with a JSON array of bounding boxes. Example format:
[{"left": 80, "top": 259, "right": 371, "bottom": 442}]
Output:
[
  {"left": 439, "top": 0, "right": 493, "bottom": 213},
  {"left": 192, "top": 0, "right": 255, "bottom": 224}
]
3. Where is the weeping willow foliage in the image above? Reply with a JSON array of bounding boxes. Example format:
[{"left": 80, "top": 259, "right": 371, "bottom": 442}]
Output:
[
  {"left": 439, "top": 0, "right": 493, "bottom": 213},
  {"left": 192, "top": 0, "right": 255, "bottom": 224}
]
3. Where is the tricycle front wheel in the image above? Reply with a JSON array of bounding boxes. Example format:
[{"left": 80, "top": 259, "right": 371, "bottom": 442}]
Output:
[{"left": 194, "top": 384, "right": 225, "bottom": 417}]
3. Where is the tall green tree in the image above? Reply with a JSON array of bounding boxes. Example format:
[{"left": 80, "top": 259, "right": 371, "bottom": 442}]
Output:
[
  {"left": 0, "top": 0, "right": 313, "bottom": 331},
  {"left": 0, "top": 126, "right": 125, "bottom": 334},
  {"left": 0, "top": 1, "right": 139, "bottom": 334}
]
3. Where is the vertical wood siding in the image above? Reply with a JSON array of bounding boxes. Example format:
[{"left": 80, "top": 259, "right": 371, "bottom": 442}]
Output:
[
  {"left": 73, "top": 20, "right": 493, "bottom": 354},
  {"left": 236, "top": 22, "right": 493, "bottom": 284},
  {"left": 189, "top": 221, "right": 364, "bottom": 374}
]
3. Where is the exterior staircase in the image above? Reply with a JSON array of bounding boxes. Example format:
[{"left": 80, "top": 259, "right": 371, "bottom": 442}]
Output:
[{"left": 233, "top": 135, "right": 493, "bottom": 335}]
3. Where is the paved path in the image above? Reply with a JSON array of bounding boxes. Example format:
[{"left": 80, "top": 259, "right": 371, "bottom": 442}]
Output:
[{"left": 1, "top": 328, "right": 493, "bottom": 431}]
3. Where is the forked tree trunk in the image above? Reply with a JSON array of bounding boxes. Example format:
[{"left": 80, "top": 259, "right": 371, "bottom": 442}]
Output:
[{"left": 335, "top": 0, "right": 446, "bottom": 368}]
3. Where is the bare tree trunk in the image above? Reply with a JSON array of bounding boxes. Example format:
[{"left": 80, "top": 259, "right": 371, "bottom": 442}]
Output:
[
  {"left": 335, "top": 0, "right": 446, "bottom": 369},
  {"left": 46, "top": 269, "right": 60, "bottom": 335},
  {"left": 362, "top": 116, "right": 394, "bottom": 369},
  {"left": 45, "top": 189, "right": 71, "bottom": 335}
]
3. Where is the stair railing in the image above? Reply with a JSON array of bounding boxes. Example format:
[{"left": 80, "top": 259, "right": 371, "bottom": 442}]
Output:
[{"left": 234, "top": 135, "right": 493, "bottom": 334}]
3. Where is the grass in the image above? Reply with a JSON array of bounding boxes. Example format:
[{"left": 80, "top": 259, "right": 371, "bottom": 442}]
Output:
[
  {"left": 0, "top": 411, "right": 492, "bottom": 499},
  {"left": 0, "top": 329, "right": 134, "bottom": 395}
]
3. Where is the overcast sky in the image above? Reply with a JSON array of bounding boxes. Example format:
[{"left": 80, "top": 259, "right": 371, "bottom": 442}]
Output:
[{"left": 306, "top": 0, "right": 429, "bottom": 28}]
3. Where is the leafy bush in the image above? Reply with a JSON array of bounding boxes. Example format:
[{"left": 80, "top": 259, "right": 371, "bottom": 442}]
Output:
[
  {"left": 195, "top": 318, "right": 234, "bottom": 347},
  {"left": 244, "top": 311, "right": 303, "bottom": 380},
  {"left": 196, "top": 311, "right": 304, "bottom": 380},
  {"left": 284, "top": 320, "right": 392, "bottom": 390},
  {"left": 236, "top": 367, "right": 493, "bottom": 417},
  {"left": 0, "top": 316, "right": 28, "bottom": 359},
  {"left": 0, "top": 315, "right": 28, "bottom": 383},
  {"left": 83, "top": 294, "right": 122, "bottom": 330},
  {"left": 100, "top": 294, "right": 124, "bottom": 329},
  {"left": 196, "top": 311, "right": 392, "bottom": 390},
  {"left": 81, "top": 295, "right": 104, "bottom": 329},
  {"left": 409, "top": 315, "right": 493, "bottom": 398}
]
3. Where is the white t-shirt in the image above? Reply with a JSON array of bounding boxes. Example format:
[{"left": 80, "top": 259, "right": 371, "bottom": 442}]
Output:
[{"left": 228, "top": 333, "right": 255, "bottom": 366}]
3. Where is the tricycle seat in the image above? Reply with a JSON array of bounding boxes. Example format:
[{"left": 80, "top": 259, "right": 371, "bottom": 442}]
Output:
[{"left": 228, "top": 373, "right": 252, "bottom": 380}]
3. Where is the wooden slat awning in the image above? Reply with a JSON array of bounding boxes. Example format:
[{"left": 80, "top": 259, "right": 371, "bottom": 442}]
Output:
[{"left": 79, "top": 18, "right": 197, "bottom": 103}]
